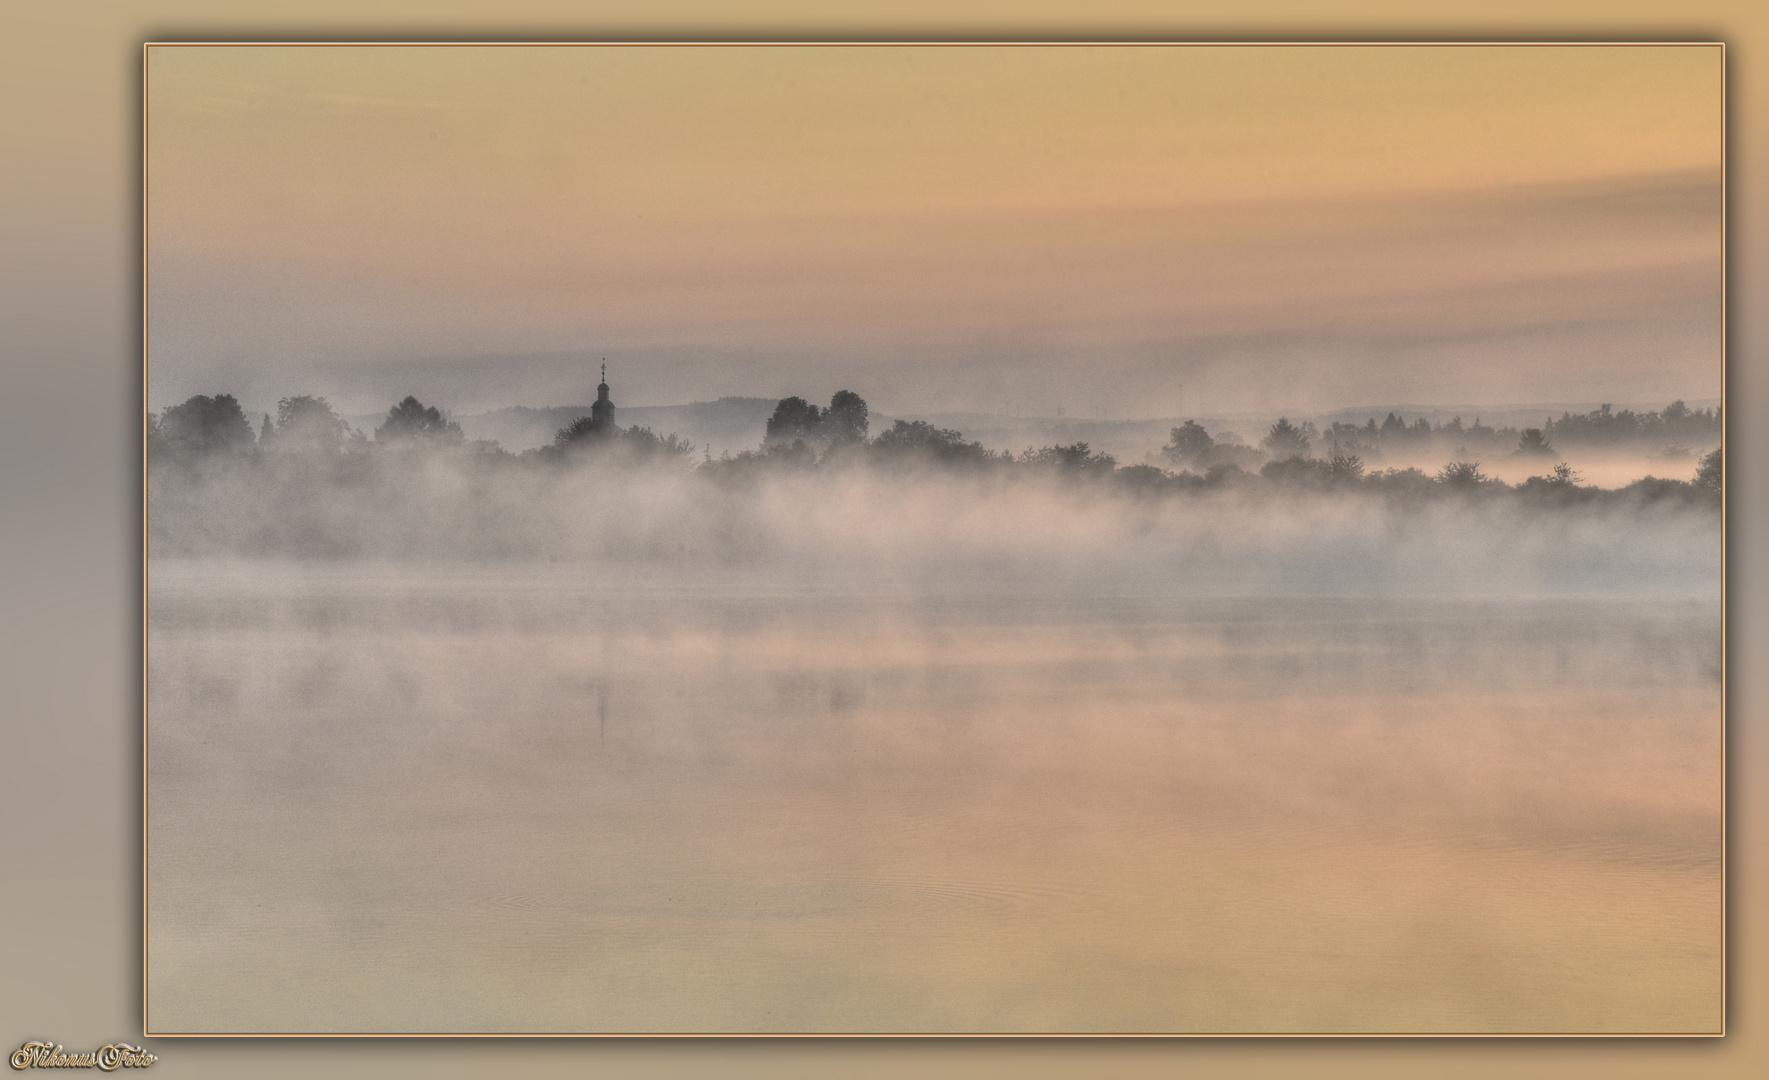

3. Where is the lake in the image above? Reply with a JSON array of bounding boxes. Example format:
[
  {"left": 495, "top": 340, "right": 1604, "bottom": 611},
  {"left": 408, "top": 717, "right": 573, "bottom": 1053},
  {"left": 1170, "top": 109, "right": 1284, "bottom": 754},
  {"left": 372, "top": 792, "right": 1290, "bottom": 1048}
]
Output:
[{"left": 146, "top": 560, "right": 1722, "bottom": 1033}]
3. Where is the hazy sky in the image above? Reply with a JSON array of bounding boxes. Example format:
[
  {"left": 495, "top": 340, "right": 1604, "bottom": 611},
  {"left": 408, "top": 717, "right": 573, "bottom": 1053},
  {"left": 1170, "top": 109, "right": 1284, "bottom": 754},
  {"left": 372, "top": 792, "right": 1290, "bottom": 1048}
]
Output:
[{"left": 146, "top": 44, "right": 1722, "bottom": 419}]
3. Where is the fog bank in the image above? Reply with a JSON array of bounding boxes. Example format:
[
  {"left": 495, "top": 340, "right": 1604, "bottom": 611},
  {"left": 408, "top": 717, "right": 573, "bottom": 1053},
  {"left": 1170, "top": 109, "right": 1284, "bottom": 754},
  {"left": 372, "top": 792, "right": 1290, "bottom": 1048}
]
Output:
[{"left": 148, "top": 453, "right": 1719, "bottom": 598}]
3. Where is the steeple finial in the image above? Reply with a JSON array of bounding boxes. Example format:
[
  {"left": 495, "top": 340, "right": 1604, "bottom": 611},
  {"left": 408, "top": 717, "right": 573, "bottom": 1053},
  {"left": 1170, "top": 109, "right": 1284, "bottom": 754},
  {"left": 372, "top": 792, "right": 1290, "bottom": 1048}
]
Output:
[{"left": 600, "top": 360, "right": 606, "bottom": 384}]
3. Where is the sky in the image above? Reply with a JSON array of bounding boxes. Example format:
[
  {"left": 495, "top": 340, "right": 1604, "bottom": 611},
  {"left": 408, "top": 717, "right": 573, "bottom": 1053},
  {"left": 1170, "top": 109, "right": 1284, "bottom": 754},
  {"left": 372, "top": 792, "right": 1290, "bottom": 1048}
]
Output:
[{"left": 145, "top": 44, "right": 1723, "bottom": 420}]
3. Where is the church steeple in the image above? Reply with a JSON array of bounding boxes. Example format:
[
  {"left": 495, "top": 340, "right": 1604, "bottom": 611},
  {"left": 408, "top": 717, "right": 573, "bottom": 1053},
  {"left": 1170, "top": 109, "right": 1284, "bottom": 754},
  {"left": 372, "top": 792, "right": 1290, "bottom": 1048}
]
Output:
[{"left": 591, "top": 359, "right": 615, "bottom": 430}]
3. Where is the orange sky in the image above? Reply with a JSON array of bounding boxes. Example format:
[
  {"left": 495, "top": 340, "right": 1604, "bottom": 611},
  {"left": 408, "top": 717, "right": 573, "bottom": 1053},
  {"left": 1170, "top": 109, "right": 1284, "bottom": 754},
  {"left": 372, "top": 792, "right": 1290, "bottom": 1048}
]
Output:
[{"left": 146, "top": 44, "right": 1723, "bottom": 417}]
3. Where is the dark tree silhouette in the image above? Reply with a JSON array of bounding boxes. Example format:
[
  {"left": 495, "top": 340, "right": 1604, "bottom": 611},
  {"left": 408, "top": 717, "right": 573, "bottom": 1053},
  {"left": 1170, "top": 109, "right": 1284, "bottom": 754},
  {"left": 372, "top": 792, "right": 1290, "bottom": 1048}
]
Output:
[
  {"left": 269, "top": 396, "right": 353, "bottom": 451},
  {"left": 376, "top": 396, "right": 464, "bottom": 444},
  {"left": 1161, "top": 420, "right": 1264, "bottom": 472},
  {"left": 824, "top": 390, "right": 870, "bottom": 444},
  {"left": 1203, "top": 462, "right": 1253, "bottom": 487},
  {"left": 1436, "top": 461, "right": 1487, "bottom": 487},
  {"left": 868, "top": 420, "right": 997, "bottom": 467},
  {"left": 553, "top": 418, "right": 693, "bottom": 465},
  {"left": 1695, "top": 447, "right": 1722, "bottom": 491},
  {"left": 1327, "top": 453, "right": 1365, "bottom": 480},
  {"left": 556, "top": 415, "right": 610, "bottom": 445},
  {"left": 1262, "top": 417, "right": 1310, "bottom": 459},
  {"left": 1020, "top": 442, "right": 1116, "bottom": 475},
  {"left": 1162, "top": 420, "right": 1215, "bottom": 465},
  {"left": 764, "top": 397, "right": 824, "bottom": 446},
  {"left": 1324, "top": 420, "right": 1380, "bottom": 460},
  {"left": 1516, "top": 461, "right": 1584, "bottom": 497},
  {"left": 156, "top": 394, "right": 256, "bottom": 456},
  {"left": 1516, "top": 428, "right": 1555, "bottom": 456},
  {"left": 1261, "top": 456, "right": 1331, "bottom": 486},
  {"left": 1114, "top": 464, "right": 1172, "bottom": 491},
  {"left": 617, "top": 426, "right": 695, "bottom": 462}
]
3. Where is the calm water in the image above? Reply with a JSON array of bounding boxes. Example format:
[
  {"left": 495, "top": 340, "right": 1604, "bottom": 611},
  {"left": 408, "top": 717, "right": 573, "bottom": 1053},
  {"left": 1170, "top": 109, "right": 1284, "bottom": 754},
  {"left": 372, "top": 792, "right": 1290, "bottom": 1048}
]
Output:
[{"left": 146, "top": 561, "right": 1722, "bottom": 1033}]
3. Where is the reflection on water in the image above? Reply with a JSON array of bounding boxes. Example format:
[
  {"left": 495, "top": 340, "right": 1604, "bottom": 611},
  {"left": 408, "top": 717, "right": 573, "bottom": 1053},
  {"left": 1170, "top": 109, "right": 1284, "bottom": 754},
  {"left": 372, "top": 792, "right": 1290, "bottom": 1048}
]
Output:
[{"left": 146, "top": 561, "right": 1721, "bottom": 1033}]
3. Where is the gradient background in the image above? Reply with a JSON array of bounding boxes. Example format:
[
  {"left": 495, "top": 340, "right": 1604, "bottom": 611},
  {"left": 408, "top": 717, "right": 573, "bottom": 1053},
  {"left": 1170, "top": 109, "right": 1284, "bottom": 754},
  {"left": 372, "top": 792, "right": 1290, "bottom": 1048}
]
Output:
[{"left": 0, "top": 3, "right": 1761, "bottom": 1079}]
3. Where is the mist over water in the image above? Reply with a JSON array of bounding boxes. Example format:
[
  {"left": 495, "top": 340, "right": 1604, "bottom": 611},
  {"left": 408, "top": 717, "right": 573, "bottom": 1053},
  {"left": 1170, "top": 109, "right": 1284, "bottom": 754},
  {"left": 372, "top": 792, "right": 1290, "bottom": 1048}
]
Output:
[
  {"left": 146, "top": 448, "right": 1721, "bottom": 1032},
  {"left": 148, "top": 454, "right": 1720, "bottom": 594}
]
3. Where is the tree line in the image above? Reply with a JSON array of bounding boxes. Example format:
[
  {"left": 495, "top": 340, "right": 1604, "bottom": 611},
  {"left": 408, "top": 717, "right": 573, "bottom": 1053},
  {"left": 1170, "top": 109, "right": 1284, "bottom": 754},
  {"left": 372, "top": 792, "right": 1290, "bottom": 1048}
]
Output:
[
  {"left": 150, "top": 393, "right": 465, "bottom": 456},
  {"left": 1192, "top": 400, "right": 1721, "bottom": 467},
  {"left": 147, "top": 389, "right": 1721, "bottom": 500}
]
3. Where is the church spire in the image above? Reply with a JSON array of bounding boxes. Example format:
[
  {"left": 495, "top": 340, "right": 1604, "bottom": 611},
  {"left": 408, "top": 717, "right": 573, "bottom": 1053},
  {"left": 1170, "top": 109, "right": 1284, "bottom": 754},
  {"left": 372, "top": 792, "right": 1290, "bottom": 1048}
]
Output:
[{"left": 591, "top": 358, "right": 615, "bottom": 429}]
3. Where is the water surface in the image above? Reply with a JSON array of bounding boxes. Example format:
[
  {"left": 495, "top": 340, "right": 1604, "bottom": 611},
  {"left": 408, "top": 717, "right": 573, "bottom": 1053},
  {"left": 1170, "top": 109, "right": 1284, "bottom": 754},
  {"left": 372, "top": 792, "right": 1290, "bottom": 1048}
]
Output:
[{"left": 146, "top": 561, "right": 1722, "bottom": 1033}]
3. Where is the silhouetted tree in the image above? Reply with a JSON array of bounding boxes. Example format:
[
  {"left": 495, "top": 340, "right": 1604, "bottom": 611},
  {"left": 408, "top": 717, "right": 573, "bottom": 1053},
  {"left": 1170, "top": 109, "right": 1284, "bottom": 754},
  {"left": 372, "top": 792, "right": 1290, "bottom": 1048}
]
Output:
[
  {"left": 1162, "top": 420, "right": 1215, "bottom": 466},
  {"left": 823, "top": 390, "right": 869, "bottom": 443},
  {"left": 551, "top": 418, "right": 693, "bottom": 465},
  {"left": 1114, "top": 464, "right": 1172, "bottom": 492},
  {"left": 619, "top": 425, "right": 696, "bottom": 462},
  {"left": 268, "top": 396, "right": 353, "bottom": 451},
  {"left": 1261, "top": 456, "right": 1331, "bottom": 486},
  {"left": 1020, "top": 442, "right": 1116, "bottom": 476},
  {"left": 1261, "top": 417, "right": 1310, "bottom": 459},
  {"left": 1516, "top": 461, "right": 1586, "bottom": 499},
  {"left": 556, "top": 415, "right": 610, "bottom": 445},
  {"left": 765, "top": 397, "right": 824, "bottom": 446},
  {"left": 1436, "top": 461, "right": 1487, "bottom": 487},
  {"left": 1327, "top": 453, "right": 1365, "bottom": 480},
  {"left": 869, "top": 420, "right": 998, "bottom": 468},
  {"left": 1203, "top": 462, "right": 1254, "bottom": 487},
  {"left": 376, "top": 396, "right": 464, "bottom": 445},
  {"left": 1516, "top": 428, "right": 1554, "bottom": 457},
  {"left": 156, "top": 393, "right": 256, "bottom": 457},
  {"left": 1161, "top": 420, "right": 1262, "bottom": 472},
  {"left": 1695, "top": 447, "right": 1722, "bottom": 492},
  {"left": 1365, "top": 466, "right": 1435, "bottom": 496},
  {"left": 1324, "top": 420, "right": 1379, "bottom": 460}
]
